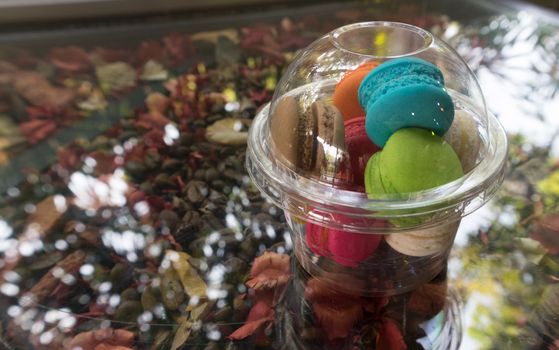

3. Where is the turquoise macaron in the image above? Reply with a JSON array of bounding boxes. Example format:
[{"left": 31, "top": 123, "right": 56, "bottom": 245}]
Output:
[{"left": 358, "top": 57, "right": 454, "bottom": 148}]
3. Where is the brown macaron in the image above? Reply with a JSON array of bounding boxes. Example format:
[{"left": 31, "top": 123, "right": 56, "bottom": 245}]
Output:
[
  {"left": 270, "top": 97, "right": 345, "bottom": 178},
  {"left": 312, "top": 101, "right": 345, "bottom": 178}
]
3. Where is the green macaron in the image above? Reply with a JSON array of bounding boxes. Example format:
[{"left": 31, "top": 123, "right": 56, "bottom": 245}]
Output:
[{"left": 365, "top": 128, "right": 463, "bottom": 196}]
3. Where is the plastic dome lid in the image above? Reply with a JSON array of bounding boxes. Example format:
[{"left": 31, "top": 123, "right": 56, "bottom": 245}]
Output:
[{"left": 246, "top": 22, "right": 507, "bottom": 233}]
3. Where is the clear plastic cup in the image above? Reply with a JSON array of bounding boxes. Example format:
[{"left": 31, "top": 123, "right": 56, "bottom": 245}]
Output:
[{"left": 246, "top": 22, "right": 507, "bottom": 296}]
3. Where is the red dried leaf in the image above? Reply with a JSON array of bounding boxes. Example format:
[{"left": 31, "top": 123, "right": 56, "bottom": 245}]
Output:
[
  {"left": 124, "top": 143, "right": 148, "bottom": 163},
  {"left": 163, "top": 33, "right": 194, "bottom": 64},
  {"left": 66, "top": 328, "right": 134, "bottom": 350},
  {"left": 94, "top": 345, "right": 134, "bottom": 350},
  {"left": 249, "top": 89, "right": 271, "bottom": 105},
  {"left": 376, "top": 318, "right": 407, "bottom": 350},
  {"left": 92, "top": 47, "right": 131, "bottom": 63},
  {"left": 15, "top": 72, "right": 76, "bottom": 109},
  {"left": 135, "top": 113, "right": 172, "bottom": 130},
  {"left": 304, "top": 278, "right": 364, "bottom": 340},
  {"left": 407, "top": 282, "right": 447, "bottom": 319},
  {"left": 228, "top": 301, "right": 274, "bottom": 341},
  {"left": 57, "top": 145, "right": 84, "bottom": 171},
  {"left": 146, "top": 195, "right": 166, "bottom": 212},
  {"left": 531, "top": 213, "right": 559, "bottom": 254},
  {"left": 90, "top": 151, "right": 118, "bottom": 174},
  {"left": 241, "top": 24, "right": 276, "bottom": 49},
  {"left": 126, "top": 190, "right": 146, "bottom": 209},
  {"left": 49, "top": 46, "right": 92, "bottom": 72},
  {"left": 246, "top": 252, "right": 290, "bottom": 290},
  {"left": 363, "top": 296, "right": 390, "bottom": 314},
  {"left": 20, "top": 119, "right": 57, "bottom": 144},
  {"left": 27, "top": 105, "right": 78, "bottom": 124},
  {"left": 136, "top": 40, "right": 164, "bottom": 65},
  {"left": 143, "top": 129, "right": 167, "bottom": 149}
]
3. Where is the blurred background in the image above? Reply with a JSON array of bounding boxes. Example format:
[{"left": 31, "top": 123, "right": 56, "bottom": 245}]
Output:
[{"left": 0, "top": 0, "right": 556, "bottom": 28}]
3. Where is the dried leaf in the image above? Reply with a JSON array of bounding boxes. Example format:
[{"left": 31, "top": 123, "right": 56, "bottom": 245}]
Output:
[
  {"left": 57, "top": 144, "right": 84, "bottom": 171},
  {"left": 14, "top": 71, "right": 76, "bottom": 109},
  {"left": 228, "top": 301, "right": 274, "bottom": 340},
  {"left": 89, "top": 151, "right": 118, "bottom": 174},
  {"left": 304, "top": 277, "right": 364, "bottom": 340},
  {"left": 145, "top": 92, "right": 170, "bottom": 115},
  {"left": 78, "top": 90, "right": 108, "bottom": 111},
  {"left": 96, "top": 62, "right": 136, "bottom": 93},
  {"left": 188, "top": 300, "right": 210, "bottom": 321},
  {"left": 91, "top": 47, "right": 131, "bottom": 63},
  {"left": 407, "top": 282, "right": 447, "bottom": 318},
  {"left": 25, "top": 195, "right": 66, "bottom": 237},
  {"left": 205, "top": 118, "right": 251, "bottom": 145},
  {"left": 170, "top": 316, "right": 192, "bottom": 350},
  {"left": 163, "top": 33, "right": 194, "bottom": 64},
  {"left": 140, "top": 60, "right": 169, "bottom": 81},
  {"left": 25, "top": 250, "right": 86, "bottom": 304},
  {"left": 376, "top": 318, "right": 407, "bottom": 350},
  {"left": 191, "top": 29, "right": 239, "bottom": 44},
  {"left": 49, "top": 46, "right": 91, "bottom": 72},
  {"left": 164, "top": 250, "right": 208, "bottom": 299},
  {"left": 531, "top": 213, "right": 559, "bottom": 254},
  {"left": 135, "top": 113, "right": 172, "bottom": 130},
  {"left": 94, "top": 345, "right": 134, "bottom": 350},
  {"left": 66, "top": 328, "right": 134, "bottom": 350},
  {"left": 246, "top": 251, "right": 290, "bottom": 290},
  {"left": 0, "top": 116, "right": 25, "bottom": 150},
  {"left": 136, "top": 41, "right": 164, "bottom": 65},
  {"left": 0, "top": 195, "right": 68, "bottom": 276},
  {"left": 19, "top": 118, "right": 56, "bottom": 144}
]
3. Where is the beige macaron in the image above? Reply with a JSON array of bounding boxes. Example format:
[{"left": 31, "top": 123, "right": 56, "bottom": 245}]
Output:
[
  {"left": 443, "top": 109, "right": 481, "bottom": 173},
  {"left": 385, "top": 221, "right": 460, "bottom": 257}
]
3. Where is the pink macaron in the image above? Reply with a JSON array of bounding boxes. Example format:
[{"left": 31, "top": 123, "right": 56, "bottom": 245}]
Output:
[
  {"left": 305, "top": 211, "right": 384, "bottom": 267},
  {"left": 344, "top": 117, "right": 381, "bottom": 190}
]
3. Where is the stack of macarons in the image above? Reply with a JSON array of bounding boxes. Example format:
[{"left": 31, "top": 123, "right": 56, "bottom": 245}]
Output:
[{"left": 270, "top": 57, "right": 482, "bottom": 263}]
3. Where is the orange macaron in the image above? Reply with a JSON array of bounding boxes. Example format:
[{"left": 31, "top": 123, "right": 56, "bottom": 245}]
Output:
[{"left": 332, "top": 61, "right": 379, "bottom": 121}]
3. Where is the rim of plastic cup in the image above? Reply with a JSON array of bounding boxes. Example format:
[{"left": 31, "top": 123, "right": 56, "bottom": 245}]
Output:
[
  {"left": 329, "top": 21, "right": 434, "bottom": 59},
  {"left": 246, "top": 100, "right": 507, "bottom": 233}
]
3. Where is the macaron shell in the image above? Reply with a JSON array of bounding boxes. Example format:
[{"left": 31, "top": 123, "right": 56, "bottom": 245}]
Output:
[
  {"left": 312, "top": 101, "right": 346, "bottom": 178},
  {"left": 443, "top": 110, "right": 480, "bottom": 173},
  {"left": 358, "top": 57, "right": 445, "bottom": 108},
  {"left": 298, "top": 103, "right": 318, "bottom": 171},
  {"left": 305, "top": 222, "right": 329, "bottom": 257},
  {"left": 385, "top": 221, "right": 459, "bottom": 257},
  {"left": 381, "top": 128, "right": 463, "bottom": 194},
  {"left": 364, "top": 152, "right": 385, "bottom": 196},
  {"left": 333, "top": 61, "right": 379, "bottom": 120},
  {"left": 344, "top": 117, "right": 381, "bottom": 188},
  {"left": 328, "top": 229, "right": 382, "bottom": 267},
  {"left": 365, "top": 84, "right": 454, "bottom": 147},
  {"left": 270, "top": 96, "right": 300, "bottom": 167}
]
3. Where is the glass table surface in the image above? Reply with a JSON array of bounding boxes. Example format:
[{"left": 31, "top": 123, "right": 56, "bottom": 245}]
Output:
[{"left": 0, "top": 1, "right": 558, "bottom": 349}]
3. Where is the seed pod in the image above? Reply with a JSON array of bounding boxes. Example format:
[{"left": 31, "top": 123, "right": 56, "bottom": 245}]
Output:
[
  {"left": 159, "top": 209, "right": 180, "bottom": 232},
  {"left": 120, "top": 287, "right": 140, "bottom": 301},
  {"left": 125, "top": 160, "right": 147, "bottom": 178},
  {"left": 114, "top": 300, "right": 143, "bottom": 323},
  {"left": 162, "top": 158, "right": 182, "bottom": 172},
  {"left": 160, "top": 268, "right": 186, "bottom": 311},
  {"left": 141, "top": 285, "right": 160, "bottom": 311}
]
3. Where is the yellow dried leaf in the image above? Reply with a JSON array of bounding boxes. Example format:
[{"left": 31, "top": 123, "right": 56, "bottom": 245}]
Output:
[
  {"left": 164, "top": 250, "right": 207, "bottom": 299},
  {"left": 170, "top": 316, "right": 192, "bottom": 350},
  {"left": 205, "top": 118, "right": 251, "bottom": 145}
]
